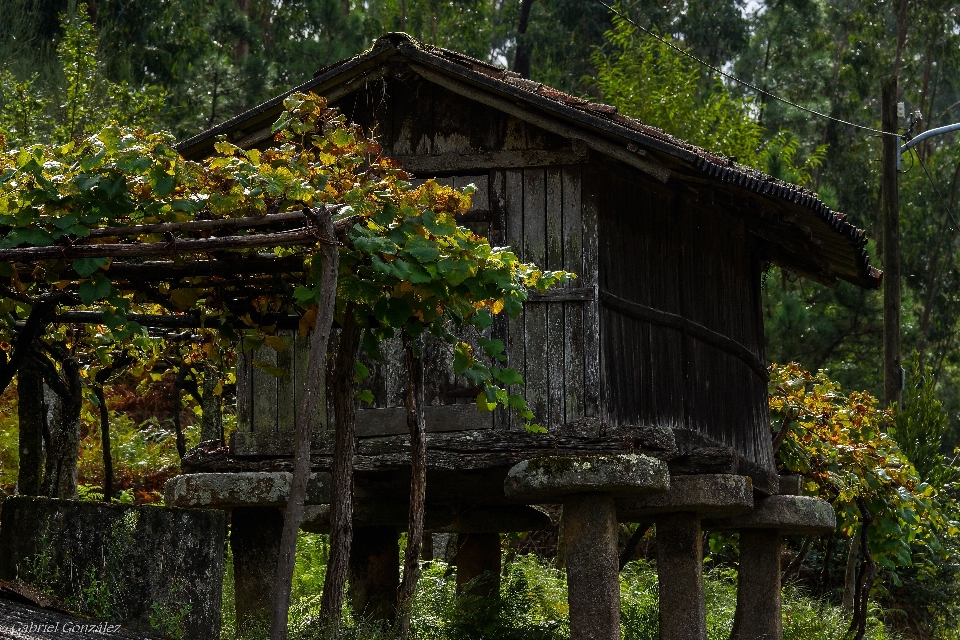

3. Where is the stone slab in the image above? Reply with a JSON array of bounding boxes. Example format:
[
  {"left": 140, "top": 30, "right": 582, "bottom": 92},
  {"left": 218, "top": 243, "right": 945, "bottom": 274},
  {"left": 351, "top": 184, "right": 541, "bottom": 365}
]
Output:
[
  {"left": 299, "top": 503, "right": 456, "bottom": 533},
  {"left": 0, "top": 496, "right": 224, "bottom": 640},
  {"left": 703, "top": 495, "right": 836, "bottom": 535},
  {"left": 163, "top": 472, "right": 331, "bottom": 508},
  {"left": 616, "top": 474, "right": 753, "bottom": 520},
  {"left": 439, "top": 505, "right": 552, "bottom": 533},
  {"left": 503, "top": 454, "right": 669, "bottom": 502}
]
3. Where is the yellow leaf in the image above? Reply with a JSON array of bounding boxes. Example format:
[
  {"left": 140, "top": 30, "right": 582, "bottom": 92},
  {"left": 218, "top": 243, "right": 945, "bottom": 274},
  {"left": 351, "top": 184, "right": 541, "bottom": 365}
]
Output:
[
  {"left": 299, "top": 306, "right": 317, "bottom": 337},
  {"left": 168, "top": 288, "right": 200, "bottom": 312},
  {"left": 263, "top": 335, "right": 287, "bottom": 352}
]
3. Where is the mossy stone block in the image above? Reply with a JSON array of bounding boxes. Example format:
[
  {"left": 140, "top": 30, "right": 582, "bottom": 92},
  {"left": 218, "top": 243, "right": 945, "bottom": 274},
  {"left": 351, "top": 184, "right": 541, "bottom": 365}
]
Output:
[{"left": 504, "top": 454, "right": 669, "bottom": 502}]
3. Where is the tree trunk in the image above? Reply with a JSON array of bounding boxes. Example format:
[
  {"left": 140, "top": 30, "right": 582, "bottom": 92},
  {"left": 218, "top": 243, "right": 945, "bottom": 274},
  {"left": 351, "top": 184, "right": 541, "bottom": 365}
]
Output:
[
  {"left": 848, "top": 498, "right": 877, "bottom": 640},
  {"left": 0, "top": 294, "right": 65, "bottom": 397},
  {"left": 201, "top": 361, "right": 223, "bottom": 443},
  {"left": 235, "top": 0, "right": 251, "bottom": 59},
  {"left": 173, "top": 367, "right": 188, "bottom": 459},
  {"left": 513, "top": 0, "right": 536, "bottom": 79},
  {"left": 16, "top": 357, "right": 45, "bottom": 496},
  {"left": 319, "top": 306, "right": 363, "bottom": 628},
  {"left": 397, "top": 335, "right": 426, "bottom": 637},
  {"left": 94, "top": 385, "right": 113, "bottom": 501},
  {"left": 269, "top": 209, "right": 339, "bottom": 640},
  {"left": 842, "top": 534, "right": 860, "bottom": 611},
  {"left": 40, "top": 357, "right": 82, "bottom": 500}
]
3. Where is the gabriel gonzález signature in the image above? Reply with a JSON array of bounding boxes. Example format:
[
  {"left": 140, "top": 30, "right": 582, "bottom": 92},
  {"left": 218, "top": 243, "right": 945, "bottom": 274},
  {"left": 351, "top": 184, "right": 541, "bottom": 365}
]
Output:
[{"left": 0, "top": 619, "right": 124, "bottom": 634}]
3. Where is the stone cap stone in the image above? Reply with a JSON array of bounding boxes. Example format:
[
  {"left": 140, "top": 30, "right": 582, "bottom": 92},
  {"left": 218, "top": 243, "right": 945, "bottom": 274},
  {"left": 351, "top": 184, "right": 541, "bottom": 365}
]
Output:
[
  {"left": 503, "top": 454, "right": 669, "bottom": 502},
  {"left": 702, "top": 495, "right": 836, "bottom": 535},
  {"left": 164, "top": 472, "right": 331, "bottom": 508},
  {"left": 616, "top": 474, "right": 753, "bottom": 520}
]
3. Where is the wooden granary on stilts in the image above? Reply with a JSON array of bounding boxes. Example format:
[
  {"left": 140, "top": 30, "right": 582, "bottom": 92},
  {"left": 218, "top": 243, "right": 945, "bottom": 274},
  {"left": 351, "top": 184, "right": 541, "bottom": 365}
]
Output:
[{"left": 164, "top": 33, "right": 878, "bottom": 639}]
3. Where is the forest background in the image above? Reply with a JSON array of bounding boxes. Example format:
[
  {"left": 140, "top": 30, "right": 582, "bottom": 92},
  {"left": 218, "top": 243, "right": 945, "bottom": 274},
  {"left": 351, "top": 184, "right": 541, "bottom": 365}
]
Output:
[{"left": 1, "top": 0, "right": 960, "bottom": 638}]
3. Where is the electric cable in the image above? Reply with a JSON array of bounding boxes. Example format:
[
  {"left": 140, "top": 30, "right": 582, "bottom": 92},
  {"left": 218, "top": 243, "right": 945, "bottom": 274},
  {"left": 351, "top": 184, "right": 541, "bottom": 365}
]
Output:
[{"left": 593, "top": 0, "right": 896, "bottom": 137}]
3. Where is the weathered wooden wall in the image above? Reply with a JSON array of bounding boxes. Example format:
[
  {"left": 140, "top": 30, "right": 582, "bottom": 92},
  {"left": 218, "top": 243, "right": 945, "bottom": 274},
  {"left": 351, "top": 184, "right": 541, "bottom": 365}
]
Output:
[
  {"left": 347, "top": 73, "right": 601, "bottom": 434},
  {"left": 233, "top": 70, "right": 773, "bottom": 473},
  {"left": 597, "top": 162, "right": 773, "bottom": 471}
]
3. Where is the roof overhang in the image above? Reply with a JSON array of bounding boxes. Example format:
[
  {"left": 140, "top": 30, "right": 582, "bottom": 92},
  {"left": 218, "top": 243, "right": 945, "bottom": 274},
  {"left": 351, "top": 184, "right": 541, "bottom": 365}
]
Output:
[{"left": 177, "top": 33, "right": 881, "bottom": 290}]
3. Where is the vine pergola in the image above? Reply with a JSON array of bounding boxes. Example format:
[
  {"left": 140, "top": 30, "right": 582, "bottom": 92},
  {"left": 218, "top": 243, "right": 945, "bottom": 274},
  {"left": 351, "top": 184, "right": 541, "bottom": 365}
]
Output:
[{"left": 0, "top": 93, "right": 568, "bottom": 639}]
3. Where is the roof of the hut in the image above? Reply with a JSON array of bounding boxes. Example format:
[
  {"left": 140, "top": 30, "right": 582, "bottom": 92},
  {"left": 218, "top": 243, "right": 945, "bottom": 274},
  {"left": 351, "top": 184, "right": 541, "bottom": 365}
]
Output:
[{"left": 178, "top": 33, "right": 881, "bottom": 289}]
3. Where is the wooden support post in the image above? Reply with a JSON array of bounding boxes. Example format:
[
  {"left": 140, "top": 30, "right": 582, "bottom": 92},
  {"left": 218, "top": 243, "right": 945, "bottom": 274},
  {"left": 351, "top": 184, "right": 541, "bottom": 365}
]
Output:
[
  {"left": 563, "top": 493, "right": 620, "bottom": 640},
  {"left": 733, "top": 529, "right": 782, "bottom": 640},
  {"left": 348, "top": 526, "right": 400, "bottom": 621},
  {"left": 656, "top": 512, "right": 706, "bottom": 640},
  {"left": 881, "top": 75, "right": 902, "bottom": 408},
  {"left": 455, "top": 532, "right": 502, "bottom": 598},
  {"left": 231, "top": 507, "right": 283, "bottom": 638}
]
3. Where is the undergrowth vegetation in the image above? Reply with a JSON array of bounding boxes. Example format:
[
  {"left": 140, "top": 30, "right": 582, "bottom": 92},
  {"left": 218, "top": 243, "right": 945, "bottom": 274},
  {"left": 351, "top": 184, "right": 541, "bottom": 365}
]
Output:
[
  {"left": 218, "top": 534, "right": 898, "bottom": 640},
  {"left": 0, "top": 375, "right": 200, "bottom": 501}
]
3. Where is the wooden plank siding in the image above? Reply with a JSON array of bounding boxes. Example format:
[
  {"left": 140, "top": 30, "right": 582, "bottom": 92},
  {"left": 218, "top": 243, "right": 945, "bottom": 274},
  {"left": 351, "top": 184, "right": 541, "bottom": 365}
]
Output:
[{"left": 597, "top": 163, "right": 774, "bottom": 472}]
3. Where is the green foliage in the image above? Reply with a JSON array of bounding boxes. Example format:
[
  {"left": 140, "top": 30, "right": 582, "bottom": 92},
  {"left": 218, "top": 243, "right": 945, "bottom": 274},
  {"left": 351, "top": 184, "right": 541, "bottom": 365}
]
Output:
[
  {"left": 0, "top": 5, "right": 166, "bottom": 149},
  {"left": 592, "top": 11, "right": 826, "bottom": 182},
  {"left": 769, "top": 364, "right": 955, "bottom": 582},
  {"left": 593, "top": 13, "right": 763, "bottom": 166},
  {"left": 0, "top": 384, "right": 18, "bottom": 494},
  {"left": 892, "top": 358, "right": 959, "bottom": 487}
]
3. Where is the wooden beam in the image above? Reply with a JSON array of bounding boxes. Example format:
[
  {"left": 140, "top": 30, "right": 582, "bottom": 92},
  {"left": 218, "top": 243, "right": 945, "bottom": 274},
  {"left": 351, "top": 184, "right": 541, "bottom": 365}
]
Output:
[
  {"left": 599, "top": 291, "right": 769, "bottom": 380},
  {"left": 85, "top": 210, "right": 343, "bottom": 239},
  {"left": 0, "top": 226, "right": 322, "bottom": 261},
  {"left": 526, "top": 286, "right": 595, "bottom": 303},
  {"left": 35, "top": 310, "right": 304, "bottom": 329},
  {"left": 407, "top": 63, "right": 672, "bottom": 184},
  {"left": 390, "top": 146, "right": 589, "bottom": 174},
  {"left": 107, "top": 256, "right": 306, "bottom": 280}
]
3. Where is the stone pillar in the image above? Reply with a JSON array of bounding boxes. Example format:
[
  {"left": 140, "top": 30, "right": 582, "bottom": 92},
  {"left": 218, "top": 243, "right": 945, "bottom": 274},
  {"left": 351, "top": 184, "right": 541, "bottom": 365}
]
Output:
[
  {"left": 703, "top": 495, "right": 837, "bottom": 640},
  {"left": 734, "top": 529, "right": 781, "bottom": 640},
  {"left": 563, "top": 493, "right": 620, "bottom": 640},
  {"left": 455, "top": 532, "right": 501, "bottom": 597},
  {"left": 349, "top": 526, "right": 400, "bottom": 621},
  {"left": 231, "top": 507, "right": 283, "bottom": 637},
  {"left": 657, "top": 512, "right": 706, "bottom": 640},
  {"left": 616, "top": 474, "right": 756, "bottom": 640},
  {"left": 504, "top": 454, "right": 671, "bottom": 640}
]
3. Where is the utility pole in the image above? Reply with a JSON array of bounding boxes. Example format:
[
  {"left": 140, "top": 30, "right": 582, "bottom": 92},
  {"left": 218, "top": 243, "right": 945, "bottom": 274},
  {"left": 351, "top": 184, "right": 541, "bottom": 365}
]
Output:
[{"left": 881, "top": 76, "right": 902, "bottom": 408}]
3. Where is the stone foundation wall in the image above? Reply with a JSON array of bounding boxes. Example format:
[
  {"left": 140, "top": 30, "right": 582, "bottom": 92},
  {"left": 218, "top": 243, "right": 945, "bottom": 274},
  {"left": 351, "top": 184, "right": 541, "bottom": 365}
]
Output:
[{"left": 0, "top": 497, "right": 224, "bottom": 640}]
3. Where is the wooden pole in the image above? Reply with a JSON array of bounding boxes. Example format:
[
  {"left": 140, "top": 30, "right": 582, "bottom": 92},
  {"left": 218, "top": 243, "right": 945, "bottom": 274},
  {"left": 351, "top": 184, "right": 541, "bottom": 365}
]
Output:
[
  {"left": 881, "top": 75, "right": 902, "bottom": 408},
  {"left": 397, "top": 335, "right": 426, "bottom": 637},
  {"left": 269, "top": 211, "right": 339, "bottom": 640},
  {"left": 319, "top": 307, "right": 363, "bottom": 628}
]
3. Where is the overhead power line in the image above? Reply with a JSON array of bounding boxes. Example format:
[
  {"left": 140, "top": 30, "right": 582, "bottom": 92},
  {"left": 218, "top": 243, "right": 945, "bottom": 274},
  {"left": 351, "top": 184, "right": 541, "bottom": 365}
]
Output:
[{"left": 592, "top": 0, "right": 895, "bottom": 137}]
